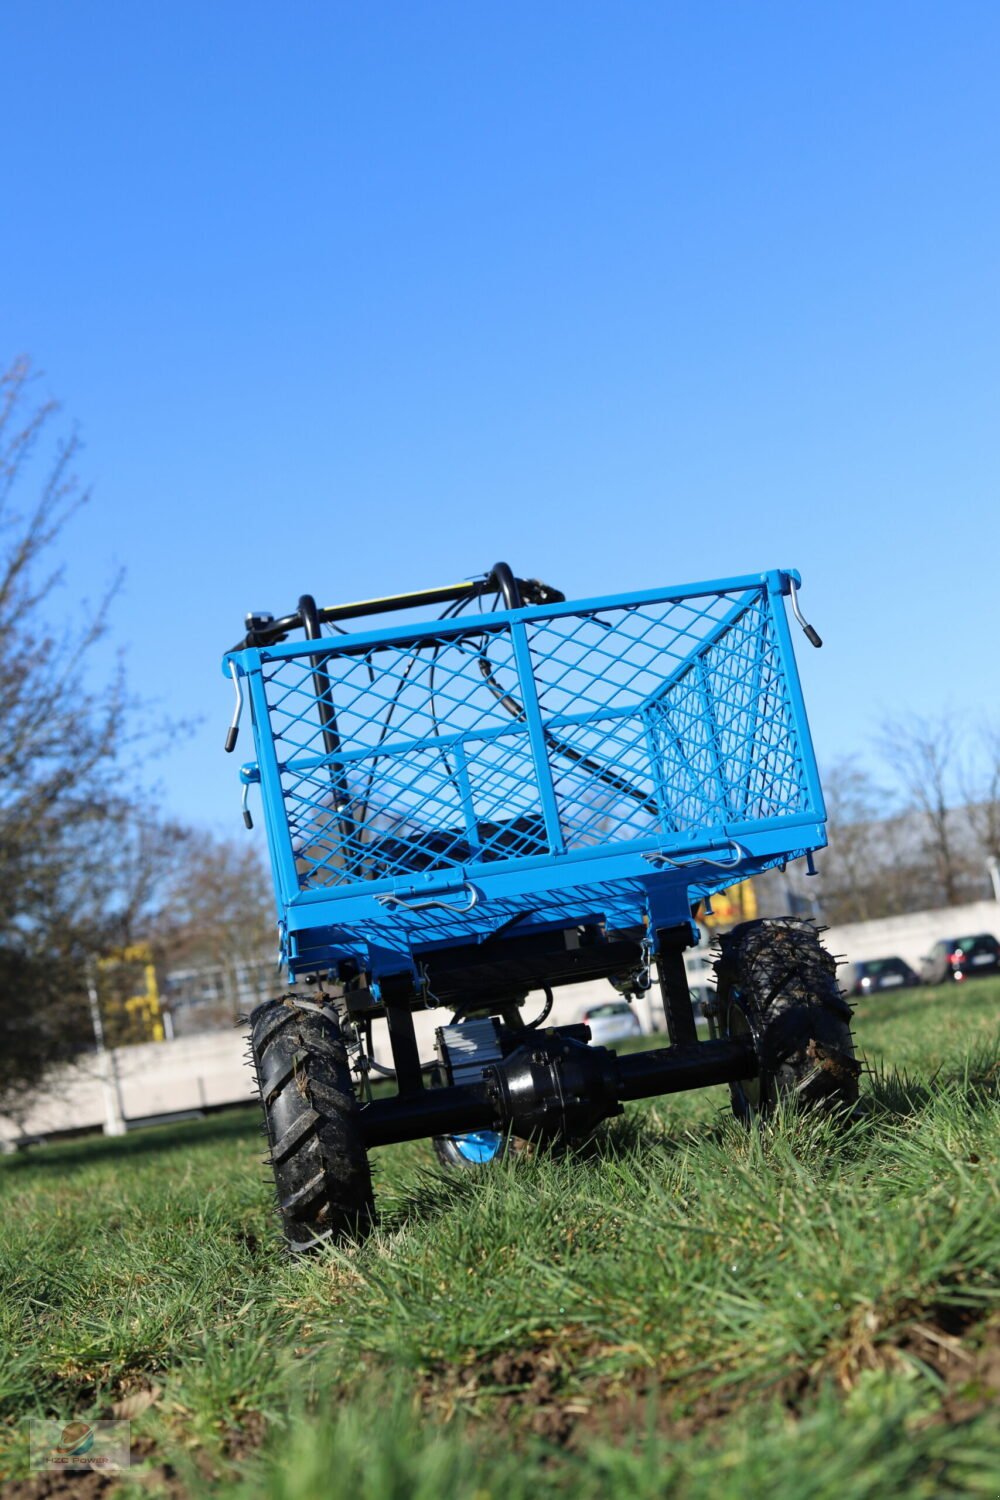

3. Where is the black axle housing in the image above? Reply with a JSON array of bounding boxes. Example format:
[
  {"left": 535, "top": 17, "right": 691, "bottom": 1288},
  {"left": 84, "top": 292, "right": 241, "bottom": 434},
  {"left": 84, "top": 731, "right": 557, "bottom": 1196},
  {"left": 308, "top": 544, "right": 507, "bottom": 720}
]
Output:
[{"left": 359, "top": 1028, "right": 757, "bottom": 1149}]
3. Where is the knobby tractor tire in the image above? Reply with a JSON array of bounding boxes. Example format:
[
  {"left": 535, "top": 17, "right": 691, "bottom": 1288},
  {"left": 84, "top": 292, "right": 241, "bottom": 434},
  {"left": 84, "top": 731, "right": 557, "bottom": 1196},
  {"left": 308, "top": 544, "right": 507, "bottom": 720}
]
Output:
[
  {"left": 713, "top": 917, "right": 861, "bottom": 1122},
  {"left": 248, "top": 996, "right": 374, "bottom": 1252}
]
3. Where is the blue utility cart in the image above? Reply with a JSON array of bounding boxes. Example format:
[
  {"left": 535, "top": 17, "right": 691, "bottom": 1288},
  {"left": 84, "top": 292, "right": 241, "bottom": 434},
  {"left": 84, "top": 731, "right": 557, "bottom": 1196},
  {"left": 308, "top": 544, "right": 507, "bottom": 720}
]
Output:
[{"left": 227, "top": 564, "right": 858, "bottom": 1250}]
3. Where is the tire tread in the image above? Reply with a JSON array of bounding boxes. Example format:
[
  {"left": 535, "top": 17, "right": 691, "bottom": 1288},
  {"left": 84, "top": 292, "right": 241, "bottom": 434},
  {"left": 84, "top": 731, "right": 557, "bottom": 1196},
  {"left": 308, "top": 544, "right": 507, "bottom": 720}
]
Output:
[
  {"left": 248, "top": 997, "right": 374, "bottom": 1250},
  {"left": 714, "top": 916, "right": 860, "bottom": 1115}
]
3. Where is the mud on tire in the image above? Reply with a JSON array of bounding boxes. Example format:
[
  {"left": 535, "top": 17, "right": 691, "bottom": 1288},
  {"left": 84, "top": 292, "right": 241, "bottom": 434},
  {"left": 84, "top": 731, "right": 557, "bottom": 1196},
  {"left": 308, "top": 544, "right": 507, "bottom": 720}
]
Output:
[
  {"left": 248, "top": 996, "right": 374, "bottom": 1252},
  {"left": 713, "top": 917, "right": 860, "bottom": 1120}
]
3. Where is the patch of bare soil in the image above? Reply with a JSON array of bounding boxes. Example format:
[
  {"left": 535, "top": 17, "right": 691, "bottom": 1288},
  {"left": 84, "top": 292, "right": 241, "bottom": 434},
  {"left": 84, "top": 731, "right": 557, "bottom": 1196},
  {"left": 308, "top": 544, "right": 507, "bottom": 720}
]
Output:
[
  {"left": 221, "top": 1410, "right": 269, "bottom": 1463},
  {"left": 3, "top": 1472, "right": 124, "bottom": 1500},
  {"left": 430, "top": 1344, "right": 583, "bottom": 1444},
  {"left": 823, "top": 1297, "right": 997, "bottom": 1394},
  {"left": 2, "top": 1412, "right": 270, "bottom": 1500},
  {"left": 2, "top": 1436, "right": 184, "bottom": 1500},
  {"left": 423, "top": 1340, "right": 711, "bottom": 1449},
  {"left": 901, "top": 1309, "right": 1000, "bottom": 1426},
  {"left": 419, "top": 1302, "right": 1000, "bottom": 1452}
]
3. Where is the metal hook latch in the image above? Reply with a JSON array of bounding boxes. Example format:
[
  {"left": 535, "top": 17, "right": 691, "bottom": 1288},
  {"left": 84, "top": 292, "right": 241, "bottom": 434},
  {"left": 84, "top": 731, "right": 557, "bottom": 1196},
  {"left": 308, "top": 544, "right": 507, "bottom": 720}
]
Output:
[
  {"left": 376, "top": 883, "right": 479, "bottom": 915},
  {"left": 787, "top": 577, "right": 823, "bottom": 648},
  {"left": 239, "top": 763, "right": 260, "bottom": 830},
  {"left": 225, "top": 661, "right": 244, "bottom": 751},
  {"left": 643, "top": 840, "right": 747, "bottom": 870}
]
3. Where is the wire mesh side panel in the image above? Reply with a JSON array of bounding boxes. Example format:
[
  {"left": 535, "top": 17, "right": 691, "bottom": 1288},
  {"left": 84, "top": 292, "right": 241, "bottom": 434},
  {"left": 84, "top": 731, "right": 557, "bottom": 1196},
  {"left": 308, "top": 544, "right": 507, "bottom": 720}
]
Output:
[
  {"left": 525, "top": 586, "right": 812, "bottom": 850},
  {"left": 257, "top": 580, "right": 813, "bottom": 893},
  {"left": 261, "top": 627, "right": 548, "bottom": 890}
]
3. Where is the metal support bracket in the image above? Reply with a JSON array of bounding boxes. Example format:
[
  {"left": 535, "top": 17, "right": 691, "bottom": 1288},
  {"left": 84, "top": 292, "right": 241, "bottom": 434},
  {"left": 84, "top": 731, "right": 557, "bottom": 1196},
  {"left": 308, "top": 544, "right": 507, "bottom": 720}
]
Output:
[
  {"left": 653, "top": 923, "right": 699, "bottom": 1046},
  {"left": 380, "top": 971, "right": 424, "bottom": 1096}
]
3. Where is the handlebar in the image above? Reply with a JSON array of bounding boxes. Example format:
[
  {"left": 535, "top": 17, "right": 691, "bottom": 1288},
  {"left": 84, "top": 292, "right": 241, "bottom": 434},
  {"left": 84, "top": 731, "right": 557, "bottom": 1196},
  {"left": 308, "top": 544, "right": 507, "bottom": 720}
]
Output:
[{"left": 228, "top": 563, "right": 565, "bottom": 652}]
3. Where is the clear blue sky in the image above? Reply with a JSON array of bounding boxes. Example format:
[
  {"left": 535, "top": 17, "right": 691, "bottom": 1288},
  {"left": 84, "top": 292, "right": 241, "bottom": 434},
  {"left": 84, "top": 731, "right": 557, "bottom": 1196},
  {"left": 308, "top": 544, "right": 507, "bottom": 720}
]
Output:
[{"left": 2, "top": 2, "right": 998, "bottom": 835}]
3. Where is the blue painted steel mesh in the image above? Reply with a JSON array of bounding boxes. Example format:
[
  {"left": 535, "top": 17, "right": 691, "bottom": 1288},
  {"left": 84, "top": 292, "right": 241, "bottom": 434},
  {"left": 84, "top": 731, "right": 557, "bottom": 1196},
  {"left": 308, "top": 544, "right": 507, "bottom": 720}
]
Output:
[{"left": 254, "top": 580, "right": 810, "bottom": 894}]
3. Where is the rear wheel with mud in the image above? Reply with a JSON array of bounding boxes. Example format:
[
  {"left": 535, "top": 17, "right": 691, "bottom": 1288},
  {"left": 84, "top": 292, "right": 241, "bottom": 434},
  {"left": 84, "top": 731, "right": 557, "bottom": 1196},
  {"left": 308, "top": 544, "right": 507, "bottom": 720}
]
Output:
[{"left": 712, "top": 917, "right": 860, "bottom": 1121}]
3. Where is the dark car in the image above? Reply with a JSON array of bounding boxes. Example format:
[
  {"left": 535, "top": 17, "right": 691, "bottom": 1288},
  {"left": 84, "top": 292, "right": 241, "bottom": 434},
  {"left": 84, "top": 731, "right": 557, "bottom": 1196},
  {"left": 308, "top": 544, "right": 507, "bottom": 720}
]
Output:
[
  {"left": 845, "top": 956, "right": 919, "bottom": 997},
  {"left": 919, "top": 934, "right": 1000, "bottom": 986}
]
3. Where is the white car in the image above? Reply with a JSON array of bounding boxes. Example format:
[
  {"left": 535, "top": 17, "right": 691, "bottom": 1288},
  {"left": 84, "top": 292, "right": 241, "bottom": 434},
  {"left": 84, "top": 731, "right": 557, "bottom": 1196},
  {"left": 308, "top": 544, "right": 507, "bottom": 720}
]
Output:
[{"left": 580, "top": 1000, "right": 643, "bottom": 1047}]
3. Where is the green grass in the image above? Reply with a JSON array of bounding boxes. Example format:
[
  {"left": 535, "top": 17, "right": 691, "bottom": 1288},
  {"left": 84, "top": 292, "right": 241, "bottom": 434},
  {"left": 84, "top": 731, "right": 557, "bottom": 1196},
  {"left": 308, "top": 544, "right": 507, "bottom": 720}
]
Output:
[{"left": 1, "top": 980, "right": 999, "bottom": 1497}]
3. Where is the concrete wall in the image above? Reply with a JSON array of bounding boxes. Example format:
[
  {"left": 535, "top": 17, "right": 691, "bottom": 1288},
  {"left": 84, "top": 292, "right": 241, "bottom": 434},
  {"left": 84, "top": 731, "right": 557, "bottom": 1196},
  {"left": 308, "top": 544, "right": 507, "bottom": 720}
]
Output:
[
  {"left": 825, "top": 899, "right": 1000, "bottom": 974},
  {"left": 0, "top": 1030, "right": 258, "bottom": 1149},
  {"left": 5, "top": 898, "right": 997, "bottom": 1146}
]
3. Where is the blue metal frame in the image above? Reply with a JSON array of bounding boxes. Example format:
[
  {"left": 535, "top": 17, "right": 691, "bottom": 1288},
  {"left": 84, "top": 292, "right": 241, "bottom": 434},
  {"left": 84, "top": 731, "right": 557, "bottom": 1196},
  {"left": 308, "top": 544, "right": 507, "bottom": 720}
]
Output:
[{"left": 224, "top": 568, "right": 826, "bottom": 982}]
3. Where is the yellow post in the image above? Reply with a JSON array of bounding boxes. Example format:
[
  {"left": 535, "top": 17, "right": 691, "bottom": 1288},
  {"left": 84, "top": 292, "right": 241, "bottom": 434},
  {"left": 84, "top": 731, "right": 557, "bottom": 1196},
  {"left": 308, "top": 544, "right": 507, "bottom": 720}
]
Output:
[
  {"left": 702, "top": 878, "right": 757, "bottom": 929},
  {"left": 98, "top": 944, "right": 165, "bottom": 1042}
]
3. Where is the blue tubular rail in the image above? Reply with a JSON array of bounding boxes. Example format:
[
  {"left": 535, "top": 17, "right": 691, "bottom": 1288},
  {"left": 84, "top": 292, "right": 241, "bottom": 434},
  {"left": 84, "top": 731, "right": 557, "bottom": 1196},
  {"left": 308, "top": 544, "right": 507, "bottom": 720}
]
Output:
[{"left": 224, "top": 568, "right": 826, "bottom": 981}]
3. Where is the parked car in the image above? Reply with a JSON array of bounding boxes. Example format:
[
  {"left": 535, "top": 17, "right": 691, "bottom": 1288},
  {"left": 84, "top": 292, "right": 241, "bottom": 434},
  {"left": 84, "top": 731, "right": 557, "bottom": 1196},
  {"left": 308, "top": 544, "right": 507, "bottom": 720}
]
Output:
[
  {"left": 580, "top": 1000, "right": 643, "bottom": 1046},
  {"left": 919, "top": 934, "right": 1000, "bottom": 986},
  {"left": 845, "top": 957, "right": 919, "bottom": 997}
]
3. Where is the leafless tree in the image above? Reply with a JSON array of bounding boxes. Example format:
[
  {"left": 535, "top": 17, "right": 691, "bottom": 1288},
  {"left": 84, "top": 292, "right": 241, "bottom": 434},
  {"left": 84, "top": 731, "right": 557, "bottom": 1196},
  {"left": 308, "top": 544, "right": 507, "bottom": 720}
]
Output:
[
  {"left": 815, "top": 758, "right": 890, "bottom": 923},
  {"left": 962, "top": 720, "right": 1000, "bottom": 876},
  {"left": 876, "top": 711, "right": 974, "bottom": 908},
  {"left": 810, "top": 757, "right": 930, "bottom": 923},
  {"left": 153, "top": 833, "right": 275, "bottom": 1021},
  {"left": 0, "top": 357, "right": 149, "bottom": 1108},
  {"left": 0, "top": 358, "right": 280, "bottom": 1105}
]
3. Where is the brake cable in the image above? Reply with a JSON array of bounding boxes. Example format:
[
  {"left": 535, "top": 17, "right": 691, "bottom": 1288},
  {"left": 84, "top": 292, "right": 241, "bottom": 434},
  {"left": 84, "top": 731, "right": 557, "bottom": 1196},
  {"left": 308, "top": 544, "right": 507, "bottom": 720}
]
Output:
[{"left": 473, "top": 644, "right": 659, "bottom": 815}]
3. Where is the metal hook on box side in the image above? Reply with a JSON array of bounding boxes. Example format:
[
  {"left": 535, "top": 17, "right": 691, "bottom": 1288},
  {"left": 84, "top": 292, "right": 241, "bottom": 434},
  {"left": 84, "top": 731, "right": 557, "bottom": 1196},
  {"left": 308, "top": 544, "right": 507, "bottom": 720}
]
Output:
[
  {"left": 643, "top": 840, "right": 747, "bottom": 870},
  {"left": 225, "top": 660, "right": 244, "bottom": 751},
  {"left": 787, "top": 576, "right": 823, "bottom": 648},
  {"left": 376, "top": 883, "right": 480, "bottom": 915},
  {"left": 239, "top": 762, "right": 260, "bottom": 830}
]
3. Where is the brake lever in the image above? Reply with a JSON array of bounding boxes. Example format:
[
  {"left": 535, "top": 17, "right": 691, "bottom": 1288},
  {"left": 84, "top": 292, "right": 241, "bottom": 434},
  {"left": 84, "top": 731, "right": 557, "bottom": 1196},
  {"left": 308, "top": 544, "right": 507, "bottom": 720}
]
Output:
[{"left": 521, "top": 577, "right": 566, "bottom": 605}]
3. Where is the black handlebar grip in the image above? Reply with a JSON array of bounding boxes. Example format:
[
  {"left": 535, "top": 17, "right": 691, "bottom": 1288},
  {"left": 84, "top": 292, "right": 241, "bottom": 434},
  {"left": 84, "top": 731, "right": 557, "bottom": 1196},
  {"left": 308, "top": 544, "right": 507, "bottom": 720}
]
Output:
[
  {"left": 805, "top": 625, "right": 822, "bottom": 648},
  {"left": 490, "top": 562, "right": 523, "bottom": 610},
  {"left": 225, "top": 726, "right": 239, "bottom": 753},
  {"left": 243, "top": 807, "right": 254, "bottom": 829}
]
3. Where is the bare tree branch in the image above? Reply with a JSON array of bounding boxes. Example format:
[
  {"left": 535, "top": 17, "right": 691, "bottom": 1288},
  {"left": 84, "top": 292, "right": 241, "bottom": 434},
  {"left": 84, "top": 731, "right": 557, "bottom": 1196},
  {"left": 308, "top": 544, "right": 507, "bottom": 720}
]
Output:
[{"left": 876, "top": 711, "right": 974, "bottom": 908}]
